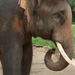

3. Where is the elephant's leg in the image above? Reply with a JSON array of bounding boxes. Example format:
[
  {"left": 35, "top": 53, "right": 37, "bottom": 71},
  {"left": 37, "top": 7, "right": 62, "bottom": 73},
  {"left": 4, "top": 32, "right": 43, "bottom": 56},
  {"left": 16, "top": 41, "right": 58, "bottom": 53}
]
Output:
[
  {"left": 21, "top": 41, "right": 32, "bottom": 75},
  {"left": 0, "top": 36, "right": 23, "bottom": 75}
]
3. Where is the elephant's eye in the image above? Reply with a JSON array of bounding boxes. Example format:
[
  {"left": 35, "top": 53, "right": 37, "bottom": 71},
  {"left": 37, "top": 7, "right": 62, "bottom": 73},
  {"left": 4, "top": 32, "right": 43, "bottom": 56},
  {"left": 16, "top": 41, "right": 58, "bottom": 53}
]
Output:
[{"left": 52, "top": 11, "right": 65, "bottom": 24}]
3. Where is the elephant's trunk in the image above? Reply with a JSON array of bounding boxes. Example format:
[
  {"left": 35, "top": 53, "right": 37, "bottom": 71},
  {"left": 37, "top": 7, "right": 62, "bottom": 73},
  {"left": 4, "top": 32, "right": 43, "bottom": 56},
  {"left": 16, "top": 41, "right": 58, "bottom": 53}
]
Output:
[
  {"left": 44, "top": 3, "right": 75, "bottom": 71},
  {"left": 44, "top": 41, "right": 75, "bottom": 71}
]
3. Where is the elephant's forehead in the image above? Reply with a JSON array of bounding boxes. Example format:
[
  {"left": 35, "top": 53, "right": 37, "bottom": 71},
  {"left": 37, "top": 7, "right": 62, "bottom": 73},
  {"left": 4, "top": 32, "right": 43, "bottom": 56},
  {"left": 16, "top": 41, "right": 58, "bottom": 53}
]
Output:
[{"left": 41, "top": 0, "right": 67, "bottom": 14}]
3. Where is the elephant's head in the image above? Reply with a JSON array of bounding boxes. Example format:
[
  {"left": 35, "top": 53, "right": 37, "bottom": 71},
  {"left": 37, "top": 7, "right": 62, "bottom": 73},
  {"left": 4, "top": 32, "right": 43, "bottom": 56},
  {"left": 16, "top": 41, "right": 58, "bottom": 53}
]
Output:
[{"left": 19, "top": 0, "right": 75, "bottom": 71}]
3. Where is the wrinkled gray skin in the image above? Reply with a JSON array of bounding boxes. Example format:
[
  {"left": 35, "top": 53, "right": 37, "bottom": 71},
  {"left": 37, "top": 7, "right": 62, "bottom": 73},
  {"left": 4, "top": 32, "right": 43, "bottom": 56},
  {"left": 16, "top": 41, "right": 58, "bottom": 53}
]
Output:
[{"left": 0, "top": 0, "right": 74, "bottom": 75}]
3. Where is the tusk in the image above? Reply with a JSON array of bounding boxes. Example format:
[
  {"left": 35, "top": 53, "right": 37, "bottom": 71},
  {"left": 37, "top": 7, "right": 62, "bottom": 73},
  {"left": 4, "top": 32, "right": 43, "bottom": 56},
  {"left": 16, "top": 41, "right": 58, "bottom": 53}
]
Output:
[{"left": 56, "top": 42, "right": 75, "bottom": 67}]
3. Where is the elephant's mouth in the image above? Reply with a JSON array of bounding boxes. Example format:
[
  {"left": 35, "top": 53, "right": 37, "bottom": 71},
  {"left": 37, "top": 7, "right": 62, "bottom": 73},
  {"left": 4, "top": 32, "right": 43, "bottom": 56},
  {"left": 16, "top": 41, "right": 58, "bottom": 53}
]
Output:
[{"left": 44, "top": 42, "right": 75, "bottom": 71}]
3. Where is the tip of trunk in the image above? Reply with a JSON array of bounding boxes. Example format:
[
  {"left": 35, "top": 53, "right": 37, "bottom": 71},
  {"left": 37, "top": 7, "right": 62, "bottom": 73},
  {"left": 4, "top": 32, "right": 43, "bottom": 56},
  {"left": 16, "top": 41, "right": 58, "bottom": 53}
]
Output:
[{"left": 44, "top": 49, "right": 69, "bottom": 71}]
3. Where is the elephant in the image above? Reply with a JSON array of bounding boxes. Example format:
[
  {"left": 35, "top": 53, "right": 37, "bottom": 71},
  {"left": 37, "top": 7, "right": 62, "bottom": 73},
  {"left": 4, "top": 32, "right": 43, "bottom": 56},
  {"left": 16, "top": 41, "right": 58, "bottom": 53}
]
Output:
[{"left": 0, "top": 0, "right": 75, "bottom": 75}]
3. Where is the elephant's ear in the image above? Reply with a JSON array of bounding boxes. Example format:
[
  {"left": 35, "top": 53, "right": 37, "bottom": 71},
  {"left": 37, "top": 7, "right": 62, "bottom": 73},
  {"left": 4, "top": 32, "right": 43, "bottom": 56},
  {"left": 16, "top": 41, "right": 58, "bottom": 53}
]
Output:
[
  {"left": 18, "top": 0, "right": 42, "bottom": 22},
  {"left": 18, "top": 0, "right": 26, "bottom": 9},
  {"left": 18, "top": 0, "right": 34, "bottom": 23},
  {"left": 34, "top": 0, "right": 42, "bottom": 6}
]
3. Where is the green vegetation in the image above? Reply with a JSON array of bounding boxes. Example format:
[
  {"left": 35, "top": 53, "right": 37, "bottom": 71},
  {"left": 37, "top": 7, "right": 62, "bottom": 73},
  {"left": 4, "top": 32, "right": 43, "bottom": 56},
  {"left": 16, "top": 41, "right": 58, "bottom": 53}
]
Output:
[
  {"left": 72, "top": 22, "right": 75, "bottom": 24},
  {"left": 69, "top": 0, "right": 75, "bottom": 23},
  {"left": 72, "top": 26, "right": 75, "bottom": 43},
  {"left": 32, "top": 37, "right": 56, "bottom": 48},
  {"left": 72, "top": 26, "right": 75, "bottom": 58}
]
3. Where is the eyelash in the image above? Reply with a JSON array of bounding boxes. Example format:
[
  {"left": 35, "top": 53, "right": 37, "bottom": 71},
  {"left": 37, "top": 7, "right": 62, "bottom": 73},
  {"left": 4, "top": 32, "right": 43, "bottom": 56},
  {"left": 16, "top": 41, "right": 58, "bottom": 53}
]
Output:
[{"left": 52, "top": 11, "right": 65, "bottom": 24}]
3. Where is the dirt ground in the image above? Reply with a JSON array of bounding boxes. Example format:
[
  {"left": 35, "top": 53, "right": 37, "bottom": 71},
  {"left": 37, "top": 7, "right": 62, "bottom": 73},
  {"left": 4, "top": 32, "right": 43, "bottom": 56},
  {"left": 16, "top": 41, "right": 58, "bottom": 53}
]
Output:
[{"left": 0, "top": 46, "right": 75, "bottom": 75}]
